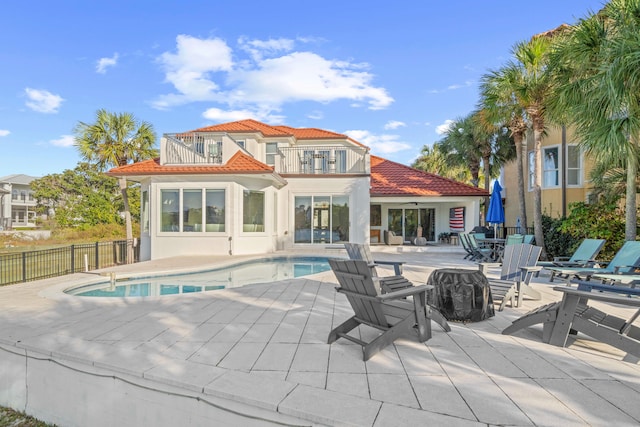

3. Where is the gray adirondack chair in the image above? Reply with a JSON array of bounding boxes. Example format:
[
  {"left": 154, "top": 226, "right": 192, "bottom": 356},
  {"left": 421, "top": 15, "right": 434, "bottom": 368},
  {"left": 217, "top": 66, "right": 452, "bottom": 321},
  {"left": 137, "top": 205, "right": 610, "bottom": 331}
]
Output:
[
  {"left": 480, "top": 243, "right": 543, "bottom": 311},
  {"left": 328, "top": 258, "right": 448, "bottom": 360},
  {"left": 344, "top": 243, "right": 411, "bottom": 294},
  {"left": 503, "top": 284, "right": 640, "bottom": 361}
]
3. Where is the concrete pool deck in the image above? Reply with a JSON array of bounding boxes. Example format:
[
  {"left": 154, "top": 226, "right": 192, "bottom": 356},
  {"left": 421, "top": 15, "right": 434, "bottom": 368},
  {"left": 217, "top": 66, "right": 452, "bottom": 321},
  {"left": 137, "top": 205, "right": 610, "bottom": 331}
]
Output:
[{"left": 1, "top": 245, "right": 639, "bottom": 426}]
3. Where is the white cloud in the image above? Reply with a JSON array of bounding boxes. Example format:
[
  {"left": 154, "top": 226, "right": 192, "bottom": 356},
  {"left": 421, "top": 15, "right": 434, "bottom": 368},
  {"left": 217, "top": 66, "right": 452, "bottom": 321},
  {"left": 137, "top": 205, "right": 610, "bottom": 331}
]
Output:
[
  {"left": 202, "top": 107, "right": 284, "bottom": 124},
  {"left": 153, "top": 35, "right": 393, "bottom": 114},
  {"left": 307, "top": 110, "right": 324, "bottom": 120},
  {"left": 96, "top": 53, "right": 119, "bottom": 74},
  {"left": 344, "top": 130, "right": 411, "bottom": 154},
  {"left": 429, "top": 80, "right": 474, "bottom": 94},
  {"left": 384, "top": 120, "right": 406, "bottom": 130},
  {"left": 50, "top": 135, "right": 75, "bottom": 147},
  {"left": 0, "top": 129, "right": 9, "bottom": 137},
  {"left": 152, "top": 35, "right": 233, "bottom": 109},
  {"left": 24, "top": 88, "right": 64, "bottom": 113},
  {"left": 436, "top": 119, "right": 455, "bottom": 135},
  {"left": 238, "top": 36, "right": 294, "bottom": 61}
]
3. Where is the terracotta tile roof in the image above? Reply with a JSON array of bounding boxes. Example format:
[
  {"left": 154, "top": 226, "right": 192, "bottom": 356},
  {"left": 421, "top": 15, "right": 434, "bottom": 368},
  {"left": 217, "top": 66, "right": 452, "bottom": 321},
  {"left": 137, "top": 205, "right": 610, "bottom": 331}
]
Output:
[
  {"left": 189, "top": 119, "right": 363, "bottom": 144},
  {"left": 370, "top": 155, "right": 489, "bottom": 197},
  {"left": 271, "top": 125, "right": 346, "bottom": 140},
  {"left": 190, "top": 119, "right": 290, "bottom": 137},
  {"left": 107, "top": 151, "right": 274, "bottom": 176}
]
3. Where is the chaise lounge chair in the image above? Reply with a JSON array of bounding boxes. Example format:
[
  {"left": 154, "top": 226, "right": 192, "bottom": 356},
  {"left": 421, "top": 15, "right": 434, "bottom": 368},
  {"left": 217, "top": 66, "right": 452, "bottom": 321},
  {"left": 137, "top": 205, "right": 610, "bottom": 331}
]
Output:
[
  {"left": 503, "top": 284, "right": 640, "bottom": 362},
  {"left": 480, "top": 243, "right": 543, "bottom": 311},
  {"left": 544, "top": 240, "right": 640, "bottom": 283},
  {"left": 461, "top": 233, "right": 493, "bottom": 262},
  {"left": 328, "top": 258, "right": 450, "bottom": 360},
  {"left": 538, "top": 238, "right": 606, "bottom": 281}
]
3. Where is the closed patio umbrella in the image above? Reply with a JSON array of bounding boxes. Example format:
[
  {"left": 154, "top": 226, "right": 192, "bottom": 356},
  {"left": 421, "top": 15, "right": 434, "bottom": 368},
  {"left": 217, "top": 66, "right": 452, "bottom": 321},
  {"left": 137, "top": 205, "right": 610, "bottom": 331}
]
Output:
[{"left": 486, "top": 181, "right": 505, "bottom": 237}]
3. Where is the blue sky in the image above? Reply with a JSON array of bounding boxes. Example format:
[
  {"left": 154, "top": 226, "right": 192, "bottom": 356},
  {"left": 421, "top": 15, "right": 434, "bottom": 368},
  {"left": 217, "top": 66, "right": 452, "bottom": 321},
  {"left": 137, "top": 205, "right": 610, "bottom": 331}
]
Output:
[{"left": 1, "top": 0, "right": 606, "bottom": 177}]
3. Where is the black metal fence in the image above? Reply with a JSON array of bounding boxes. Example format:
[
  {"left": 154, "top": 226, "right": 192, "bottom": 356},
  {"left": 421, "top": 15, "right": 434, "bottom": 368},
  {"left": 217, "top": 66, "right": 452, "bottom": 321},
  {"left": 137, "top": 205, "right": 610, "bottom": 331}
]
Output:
[{"left": 0, "top": 239, "right": 139, "bottom": 286}]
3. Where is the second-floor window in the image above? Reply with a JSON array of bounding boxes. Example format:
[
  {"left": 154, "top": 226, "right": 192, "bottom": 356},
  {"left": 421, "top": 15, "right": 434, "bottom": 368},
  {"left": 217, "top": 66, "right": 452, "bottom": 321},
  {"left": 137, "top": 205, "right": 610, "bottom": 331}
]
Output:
[
  {"left": 530, "top": 145, "right": 583, "bottom": 189},
  {"left": 543, "top": 147, "right": 560, "bottom": 187},
  {"left": 265, "top": 142, "right": 278, "bottom": 166},
  {"left": 567, "top": 145, "right": 582, "bottom": 186}
]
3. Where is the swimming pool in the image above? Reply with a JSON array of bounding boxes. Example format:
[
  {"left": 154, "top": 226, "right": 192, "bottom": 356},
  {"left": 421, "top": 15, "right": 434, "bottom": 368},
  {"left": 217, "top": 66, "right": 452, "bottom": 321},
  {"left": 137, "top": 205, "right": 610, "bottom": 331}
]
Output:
[{"left": 66, "top": 256, "right": 332, "bottom": 297}]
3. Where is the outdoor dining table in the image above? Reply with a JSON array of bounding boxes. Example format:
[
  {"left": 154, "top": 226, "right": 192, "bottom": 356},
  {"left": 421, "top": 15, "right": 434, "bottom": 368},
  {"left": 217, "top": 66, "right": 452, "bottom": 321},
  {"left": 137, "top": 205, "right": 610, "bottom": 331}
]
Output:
[{"left": 476, "top": 237, "right": 506, "bottom": 262}]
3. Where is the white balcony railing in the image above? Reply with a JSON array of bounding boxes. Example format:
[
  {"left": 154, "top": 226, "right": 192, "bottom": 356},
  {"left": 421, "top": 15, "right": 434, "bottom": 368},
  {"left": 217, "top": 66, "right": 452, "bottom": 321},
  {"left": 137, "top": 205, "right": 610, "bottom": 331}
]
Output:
[
  {"left": 275, "top": 146, "right": 368, "bottom": 174},
  {"left": 162, "top": 133, "right": 368, "bottom": 175},
  {"left": 162, "top": 133, "right": 222, "bottom": 165}
]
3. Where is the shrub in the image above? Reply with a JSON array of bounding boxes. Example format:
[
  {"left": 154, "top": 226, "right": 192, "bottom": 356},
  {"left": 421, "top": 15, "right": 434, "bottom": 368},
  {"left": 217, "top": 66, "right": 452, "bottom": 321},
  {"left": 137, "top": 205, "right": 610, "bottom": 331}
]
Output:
[
  {"left": 558, "top": 201, "right": 628, "bottom": 261},
  {"left": 542, "top": 215, "right": 579, "bottom": 261}
]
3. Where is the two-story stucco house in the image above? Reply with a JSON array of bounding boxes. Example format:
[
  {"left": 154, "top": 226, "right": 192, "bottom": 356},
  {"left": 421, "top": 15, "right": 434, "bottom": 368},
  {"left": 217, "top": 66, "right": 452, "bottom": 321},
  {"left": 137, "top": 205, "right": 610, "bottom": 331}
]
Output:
[
  {"left": 108, "top": 119, "right": 488, "bottom": 260},
  {"left": 502, "top": 124, "right": 596, "bottom": 229},
  {"left": 0, "top": 174, "right": 39, "bottom": 230}
]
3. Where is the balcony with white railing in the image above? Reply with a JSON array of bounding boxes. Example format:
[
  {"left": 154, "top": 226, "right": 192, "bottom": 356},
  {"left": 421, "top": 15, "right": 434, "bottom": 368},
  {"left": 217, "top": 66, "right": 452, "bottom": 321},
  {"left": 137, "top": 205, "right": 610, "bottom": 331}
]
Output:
[
  {"left": 275, "top": 146, "right": 368, "bottom": 175},
  {"left": 161, "top": 133, "right": 369, "bottom": 175},
  {"left": 162, "top": 133, "right": 225, "bottom": 165}
]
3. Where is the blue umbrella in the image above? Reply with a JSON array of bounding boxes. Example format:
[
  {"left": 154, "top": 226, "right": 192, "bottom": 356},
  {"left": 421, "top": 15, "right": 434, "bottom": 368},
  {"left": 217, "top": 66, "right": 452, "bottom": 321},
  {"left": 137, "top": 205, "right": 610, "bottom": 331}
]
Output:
[{"left": 486, "top": 181, "right": 505, "bottom": 236}]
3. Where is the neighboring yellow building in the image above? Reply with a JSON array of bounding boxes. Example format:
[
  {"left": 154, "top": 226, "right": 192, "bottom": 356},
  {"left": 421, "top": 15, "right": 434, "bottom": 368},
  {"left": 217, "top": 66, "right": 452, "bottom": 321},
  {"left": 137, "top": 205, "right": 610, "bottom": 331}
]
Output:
[{"left": 502, "top": 125, "right": 596, "bottom": 228}]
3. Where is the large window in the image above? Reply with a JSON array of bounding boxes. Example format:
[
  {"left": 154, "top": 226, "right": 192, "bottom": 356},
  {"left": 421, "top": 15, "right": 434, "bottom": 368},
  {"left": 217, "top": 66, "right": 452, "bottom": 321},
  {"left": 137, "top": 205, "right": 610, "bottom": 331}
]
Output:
[
  {"left": 161, "top": 189, "right": 180, "bottom": 232},
  {"left": 567, "top": 145, "right": 582, "bottom": 186},
  {"left": 387, "top": 208, "right": 435, "bottom": 241},
  {"left": 294, "top": 195, "right": 349, "bottom": 244},
  {"left": 388, "top": 209, "right": 403, "bottom": 236},
  {"left": 243, "top": 190, "right": 265, "bottom": 232},
  {"left": 183, "top": 189, "right": 202, "bottom": 232},
  {"left": 205, "top": 190, "right": 225, "bottom": 232},
  {"left": 161, "top": 188, "right": 226, "bottom": 233},
  {"left": 543, "top": 147, "right": 560, "bottom": 187}
]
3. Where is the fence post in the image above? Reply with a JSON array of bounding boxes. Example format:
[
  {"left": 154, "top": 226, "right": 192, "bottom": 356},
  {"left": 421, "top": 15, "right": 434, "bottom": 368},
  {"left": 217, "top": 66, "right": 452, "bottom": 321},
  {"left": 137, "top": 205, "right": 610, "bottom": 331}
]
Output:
[
  {"left": 70, "top": 244, "right": 75, "bottom": 273},
  {"left": 22, "top": 252, "right": 26, "bottom": 282},
  {"left": 95, "top": 241, "right": 99, "bottom": 270}
]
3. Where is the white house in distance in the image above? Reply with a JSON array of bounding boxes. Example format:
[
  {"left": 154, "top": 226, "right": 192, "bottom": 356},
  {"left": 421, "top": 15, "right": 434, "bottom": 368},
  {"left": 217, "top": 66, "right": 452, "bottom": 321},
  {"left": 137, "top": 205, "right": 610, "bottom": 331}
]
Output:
[
  {"left": 0, "top": 174, "right": 39, "bottom": 230},
  {"left": 108, "top": 119, "right": 487, "bottom": 260}
]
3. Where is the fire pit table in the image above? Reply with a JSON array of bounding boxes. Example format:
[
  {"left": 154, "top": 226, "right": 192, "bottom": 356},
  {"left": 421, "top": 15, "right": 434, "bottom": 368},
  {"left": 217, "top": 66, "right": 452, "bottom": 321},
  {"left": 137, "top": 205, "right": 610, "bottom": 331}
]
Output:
[{"left": 427, "top": 268, "right": 495, "bottom": 322}]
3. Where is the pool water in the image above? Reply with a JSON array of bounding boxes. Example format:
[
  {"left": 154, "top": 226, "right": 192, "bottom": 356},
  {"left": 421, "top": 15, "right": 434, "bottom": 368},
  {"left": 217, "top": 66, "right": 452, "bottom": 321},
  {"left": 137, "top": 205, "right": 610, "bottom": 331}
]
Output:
[{"left": 66, "top": 256, "right": 332, "bottom": 297}]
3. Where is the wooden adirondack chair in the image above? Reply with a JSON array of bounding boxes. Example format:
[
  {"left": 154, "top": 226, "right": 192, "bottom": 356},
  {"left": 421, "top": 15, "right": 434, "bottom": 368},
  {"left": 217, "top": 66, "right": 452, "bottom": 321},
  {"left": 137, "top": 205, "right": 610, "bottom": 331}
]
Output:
[
  {"left": 328, "top": 258, "right": 447, "bottom": 360},
  {"left": 480, "top": 243, "right": 543, "bottom": 311}
]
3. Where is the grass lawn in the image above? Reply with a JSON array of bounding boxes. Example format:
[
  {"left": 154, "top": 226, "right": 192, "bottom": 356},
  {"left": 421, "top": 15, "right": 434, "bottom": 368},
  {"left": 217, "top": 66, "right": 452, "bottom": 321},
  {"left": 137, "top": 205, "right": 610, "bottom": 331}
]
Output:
[{"left": 0, "top": 406, "right": 55, "bottom": 427}]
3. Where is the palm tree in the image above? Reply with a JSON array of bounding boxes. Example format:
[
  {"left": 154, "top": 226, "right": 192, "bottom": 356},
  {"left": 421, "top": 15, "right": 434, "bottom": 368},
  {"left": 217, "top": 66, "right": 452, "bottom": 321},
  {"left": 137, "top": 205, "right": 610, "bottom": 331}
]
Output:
[
  {"left": 411, "top": 144, "right": 475, "bottom": 184},
  {"left": 437, "top": 114, "right": 483, "bottom": 187},
  {"left": 548, "top": 0, "right": 639, "bottom": 241},
  {"left": 480, "top": 65, "right": 530, "bottom": 233},
  {"left": 74, "top": 109, "right": 157, "bottom": 262},
  {"left": 437, "top": 112, "right": 513, "bottom": 223},
  {"left": 495, "top": 35, "right": 557, "bottom": 258},
  {"left": 473, "top": 109, "right": 516, "bottom": 219}
]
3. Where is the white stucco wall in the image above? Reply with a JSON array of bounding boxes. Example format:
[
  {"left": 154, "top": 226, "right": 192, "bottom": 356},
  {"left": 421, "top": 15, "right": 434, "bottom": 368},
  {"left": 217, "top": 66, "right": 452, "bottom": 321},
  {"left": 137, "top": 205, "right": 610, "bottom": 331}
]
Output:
[{"left": 139, "top": 175, "right": 370, "bottom": 260}]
